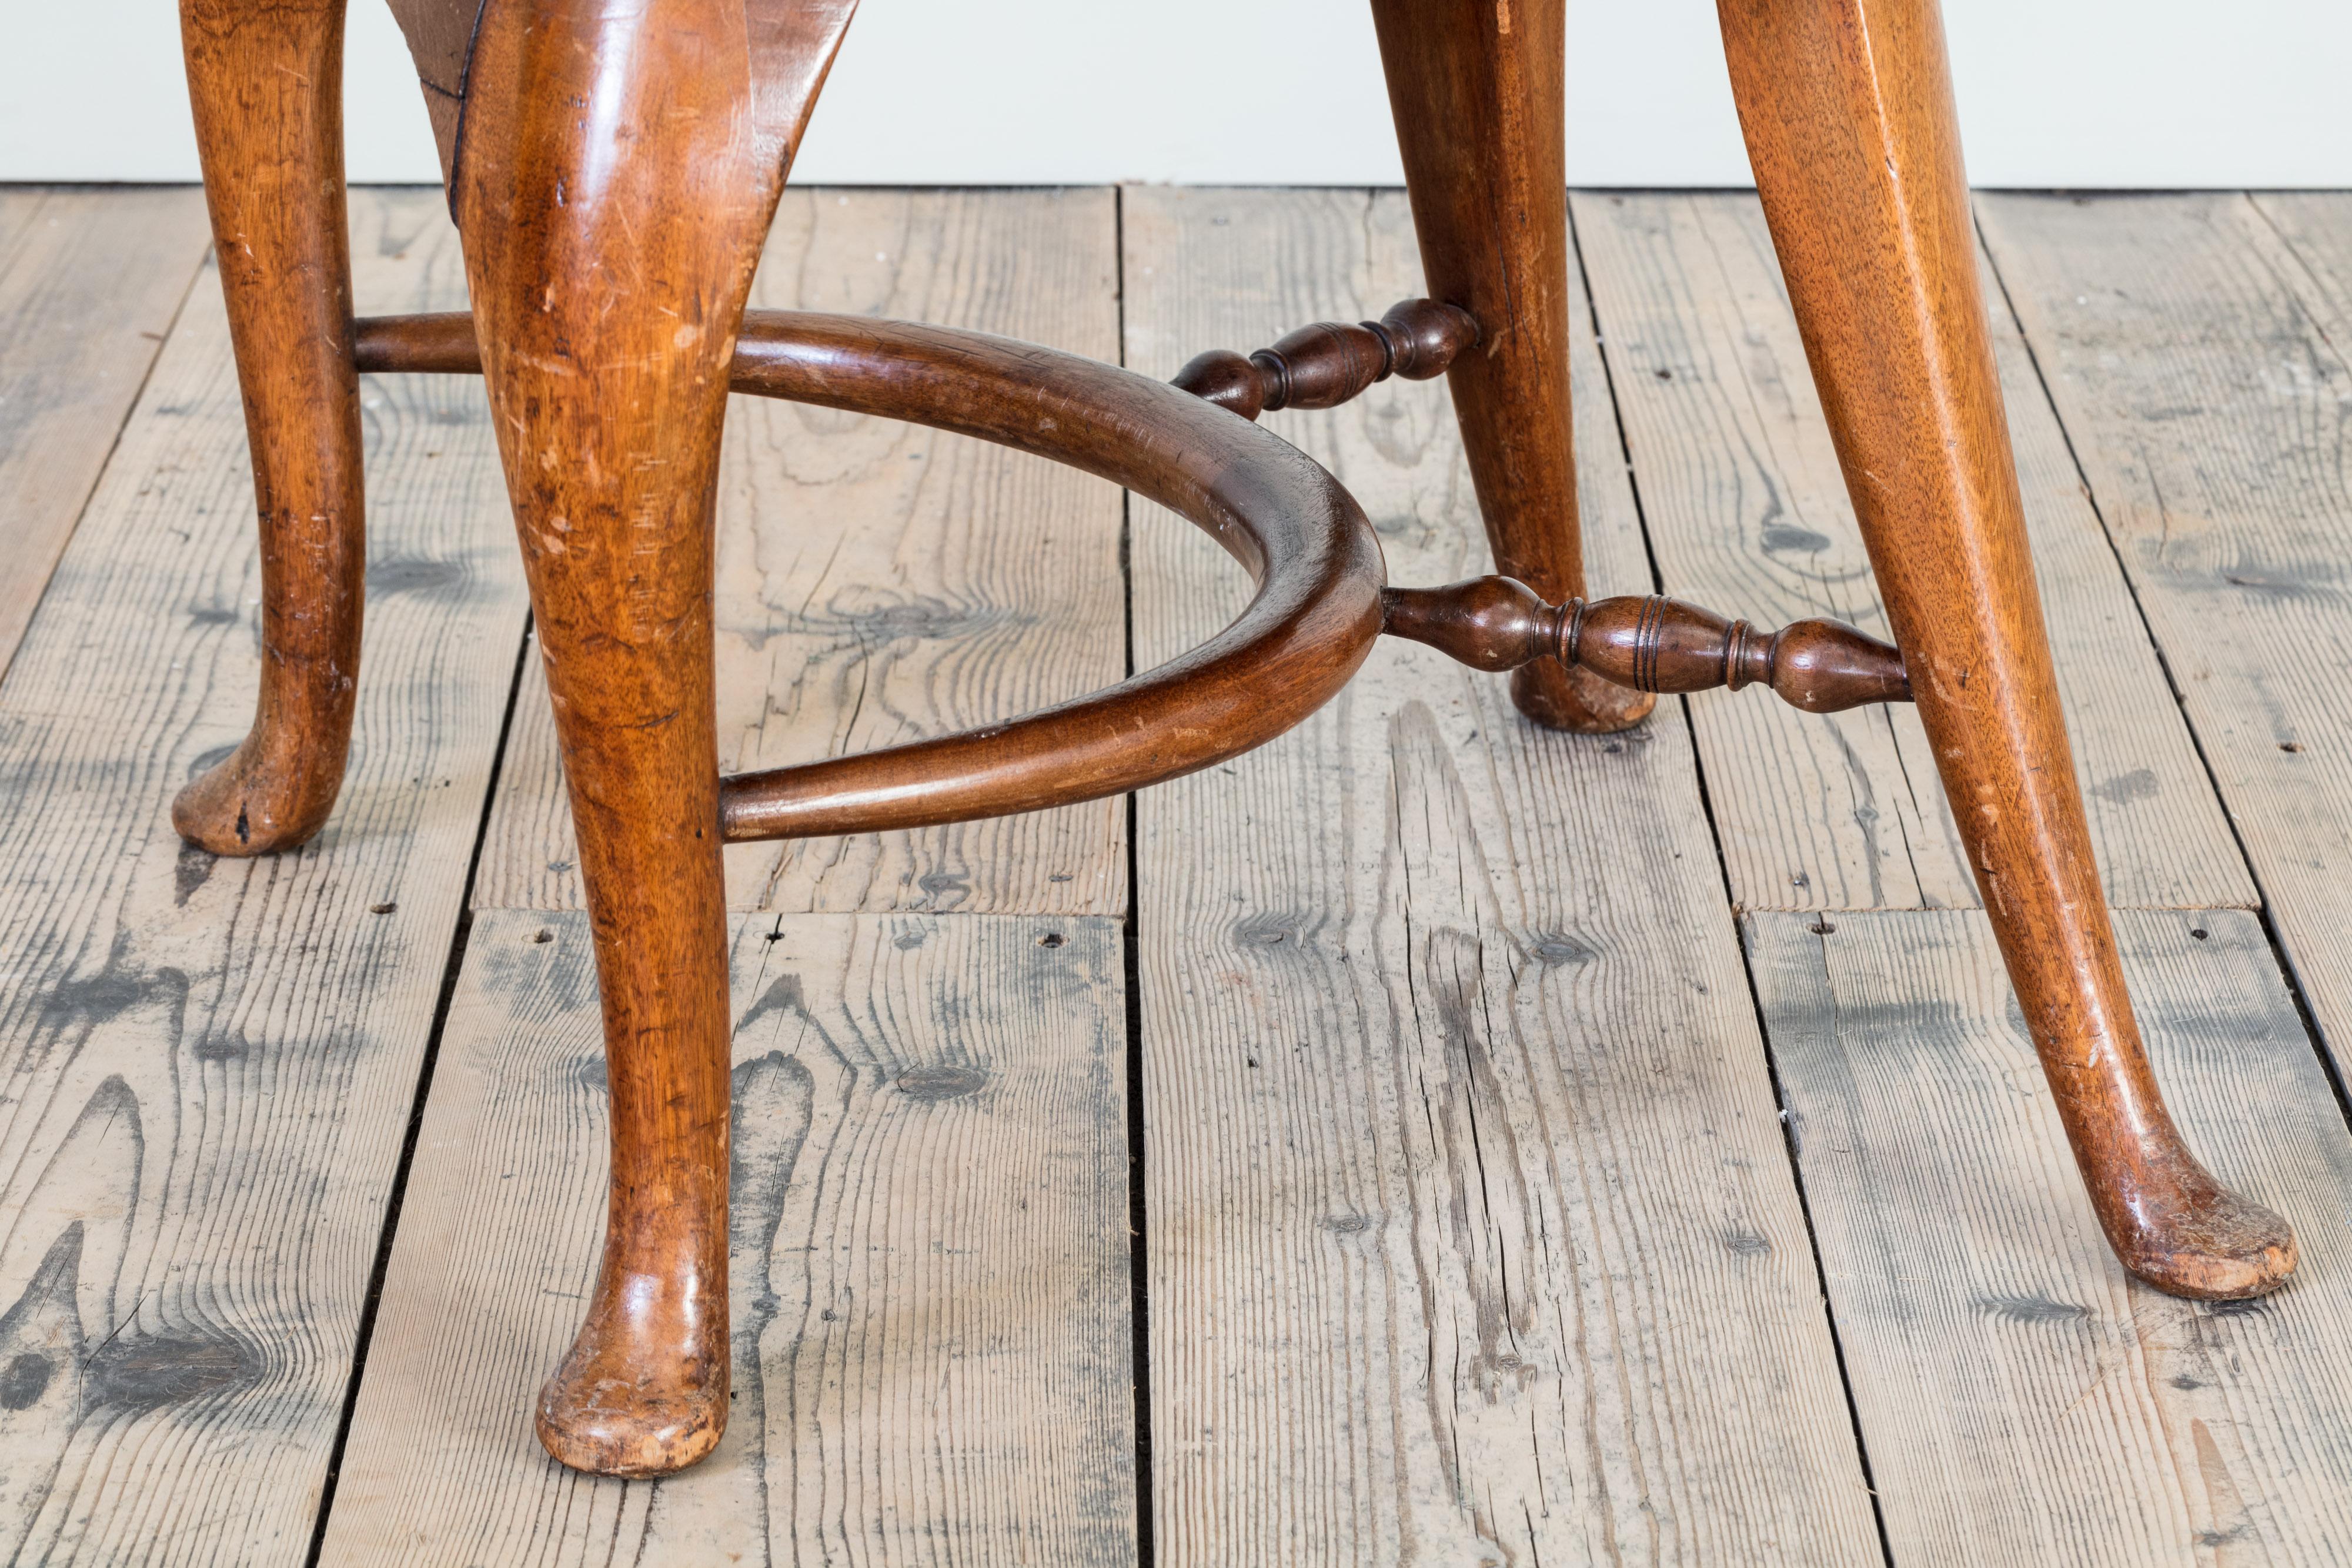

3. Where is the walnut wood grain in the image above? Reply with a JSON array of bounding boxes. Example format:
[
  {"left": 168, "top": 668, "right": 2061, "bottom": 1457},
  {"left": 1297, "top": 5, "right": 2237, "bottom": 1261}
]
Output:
[
  {"left": 384, "top": 0, "right": 857, "bottom": 206},
  {"left": 1368, "top": 0, "right": 1653, "bottom": 735},
  {"left": 446, "top": 0, "right": 833, "bottom": 1477},
  {"left": 471, "top": 189, "right": 1130, "bottom": 918},
  {"left": 175, "top": 0, "right": 366, "bottom": 857},
  {"left": 1719, "top": 0, "right": 2293, "bottom": 1298}
]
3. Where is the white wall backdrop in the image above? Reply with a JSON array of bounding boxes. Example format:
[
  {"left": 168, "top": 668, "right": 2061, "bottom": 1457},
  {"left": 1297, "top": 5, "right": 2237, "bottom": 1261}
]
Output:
[{"left": 6, "top": 0, "right": 2346, "bottom": 188}]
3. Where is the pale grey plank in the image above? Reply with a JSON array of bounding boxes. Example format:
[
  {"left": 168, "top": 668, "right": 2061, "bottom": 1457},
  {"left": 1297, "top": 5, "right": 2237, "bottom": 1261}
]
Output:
[
  {"left": 0, "top": 188, "right": 522, "bottom": 1564},
  {"left": 322, "top": 910, "right": 1136, "bottom": 1567},
  {"left": 0, "top": 188, "right": 212, "bottom": 680},
  {"left": 1978, "top": 193, "right": 2352, "bottom": 1074},
  {"left": 1753, "top": 907, "right": 2352, "bottom": 1565},
  {"left": 1126, "top": 186, "right": 1880, "bottom": 1567}
]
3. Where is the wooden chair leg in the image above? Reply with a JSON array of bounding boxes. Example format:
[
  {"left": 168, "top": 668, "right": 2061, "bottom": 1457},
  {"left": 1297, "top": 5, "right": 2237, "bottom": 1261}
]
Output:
[
  {"left": 1719, "top": 0, "right": 2294, "bottom": 1297},
  {"left": 1368, "top": 0, "right": 1653, "bottom": 734},
  {"left": 175, "top": 0, "right": 365, "bottom": 854},
  {"left": 452, "top": 0, "right": 802, "bottom": 1476}
]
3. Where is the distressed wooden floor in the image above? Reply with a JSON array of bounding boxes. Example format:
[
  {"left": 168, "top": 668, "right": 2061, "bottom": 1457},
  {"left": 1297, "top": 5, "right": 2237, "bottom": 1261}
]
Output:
[{"left": 2, "top": 186, "right": 2349, "bottom": 1566}]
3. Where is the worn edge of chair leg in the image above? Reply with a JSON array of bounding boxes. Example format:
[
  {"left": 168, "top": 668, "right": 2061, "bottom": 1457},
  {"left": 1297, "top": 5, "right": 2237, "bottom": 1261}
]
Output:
[
  {"left": 174, "top": 0, "right": 368, "bottom": 859},
  {"left": 1716, "top": 0, "right": 2293, "bottom": 1303},
  {"left": 445, "top": 0, "right": 851, "bottom": 1482}
]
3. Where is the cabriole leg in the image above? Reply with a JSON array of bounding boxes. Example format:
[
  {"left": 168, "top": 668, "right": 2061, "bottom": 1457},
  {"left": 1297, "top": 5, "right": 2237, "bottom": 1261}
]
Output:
[
  {"left": 1719, "top": 0, "right": 2293, "bottom": 1296},
  {"left": 176, "top": 0, "right": 365, "bottom": 854},
  {"left": 453, "top": 0, "right": 798, "bottom": 1475},
  {"left": 1368, "top": 0, "right": 1652, "bottom": 733}
]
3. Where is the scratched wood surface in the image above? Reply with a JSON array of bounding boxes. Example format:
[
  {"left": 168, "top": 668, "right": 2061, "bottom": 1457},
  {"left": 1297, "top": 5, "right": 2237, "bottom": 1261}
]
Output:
[
  {"left": 0, "top": 188, "right": 522, "bottom": 1564},
  {"left": 319, "top": 910, "right": 1136, "bottom": 1567},
  {"left": 474, "top": 188, "right": 1129, "bottom": 918},
  {"left": 0, "top": 188, "right": 213, "bottom": 681},
  {"left": 1749, "top": 908, "right": 2352, "bottom": 1564},
  {"left": 1977, "top": 195, "right": 2352, "bottom": 1089},
  {"left": 1573, "top": 192, "right": 2253, "bottom": 915},
  {"left": 1124, "top": 187, "right": 1882, "bottom": 1566}
]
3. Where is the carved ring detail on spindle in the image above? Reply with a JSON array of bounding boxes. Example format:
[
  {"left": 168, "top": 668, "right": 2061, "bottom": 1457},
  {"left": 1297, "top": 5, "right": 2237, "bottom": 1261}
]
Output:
[
  {"left": 1381, "top": 576, "right": 1910, "bottom": 714},
  {"left": 1172, "top": 297, "right": 1480, "bottom": 421}
]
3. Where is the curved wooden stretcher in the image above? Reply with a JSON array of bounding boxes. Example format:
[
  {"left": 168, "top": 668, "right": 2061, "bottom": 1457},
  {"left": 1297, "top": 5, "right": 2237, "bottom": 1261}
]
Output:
[
  {"left": 356, "top": 306, "right": 1914, "bottom": 841},
  {"left": 178, "top": 0, "right": 2298, "bottom": 1481}
]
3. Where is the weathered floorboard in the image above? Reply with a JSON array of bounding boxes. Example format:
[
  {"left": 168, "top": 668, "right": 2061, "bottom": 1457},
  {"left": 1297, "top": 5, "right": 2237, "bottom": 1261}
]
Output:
[
  {"left": 0, "top": 188, "right": 213, "bottom": 680},
  {"left": 0, "top": 189, "right": 520, "bottom": 1564},
  {"left": 2249, "top": 193, "right": 2352, "bottom": 349},
  {"left": 1573, "top": 192, "right": 2251, "bottom": 914},
  {"left": 1977, "top": 193, "right": 2352, "bottom": 1068},
  {"left": 1750, "top": 908, "right": 2352, "bottom": 1564},
  {"left": 319, "top": 910, "right": 1136, "bottom": 1567},
  {"left": 475, "top": 188, "right": 1128, "bottom": 918},
  {"left": 1126, "top": 187, "right": 1880, "bottom": 1566}
]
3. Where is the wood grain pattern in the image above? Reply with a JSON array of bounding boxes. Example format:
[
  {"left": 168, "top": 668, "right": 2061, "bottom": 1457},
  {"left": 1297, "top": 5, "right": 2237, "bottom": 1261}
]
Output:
[
  {"left": 320, "top": 910, "right": 1135, "bottom": 1566},
  {"left": 355, "top": 304, "right": 1388, "bottom": 851},
  {"left": 1977, "top": 193, "right": 2352, "bottom": 1069},
  {"left": 2253, "top": 193, "right": 2352, "bottom": 345},
  {"left": 0, "top": 188, "right": 212, "bottom": 683},
  {"left": 0, "top": 188, "right": 520, "bottom": 1563},
  {"left": 1573, "top": 192, "right": 2253, "bottom": 914},
  {"left": 475, "top": 188, "right": 1128, "bottom": 918},
  {"left": 1750, "top": 908, "right": 2352, "bottom": 1563},
  {"left": 1126, "top": 187, "right": 1880, "bottom": 1566}
]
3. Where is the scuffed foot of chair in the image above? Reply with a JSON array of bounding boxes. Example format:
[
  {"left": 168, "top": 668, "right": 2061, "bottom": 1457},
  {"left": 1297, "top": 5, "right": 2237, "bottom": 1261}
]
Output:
[
  {"left": 2104, "top": 1161, "right": 2297, "bottom": 1301},
  {"left": 535, "top": 1265, "right": 730, "bottom": 1476},
  {"left": 172, "top": 732, "right": 344, "bottom": 856}
]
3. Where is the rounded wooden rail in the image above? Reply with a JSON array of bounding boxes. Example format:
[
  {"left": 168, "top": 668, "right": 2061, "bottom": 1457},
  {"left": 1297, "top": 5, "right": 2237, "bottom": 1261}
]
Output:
[{"left": 353, "top": 310, "right": 1389, "bottom": 842}]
